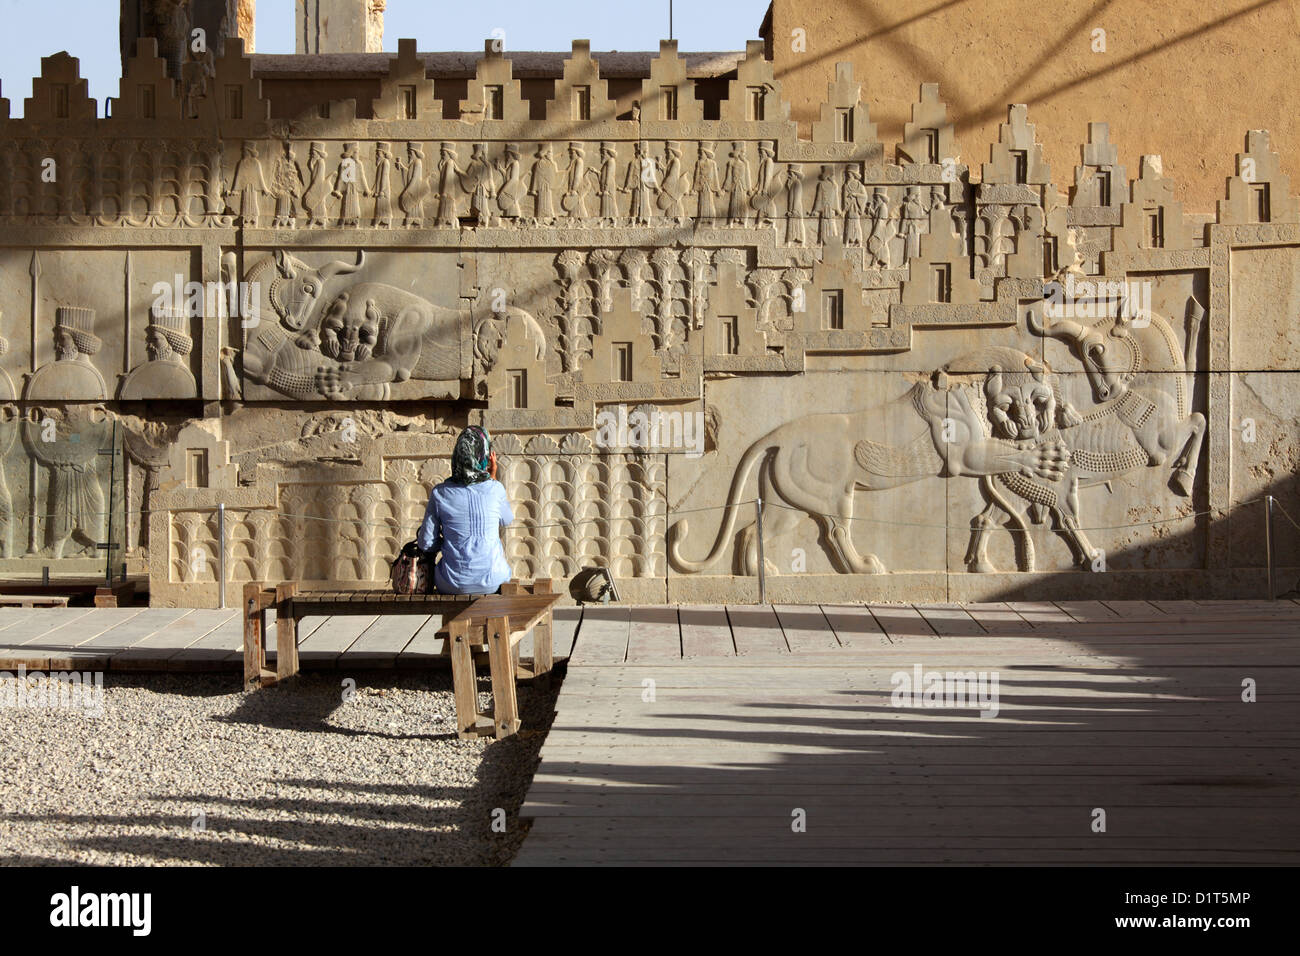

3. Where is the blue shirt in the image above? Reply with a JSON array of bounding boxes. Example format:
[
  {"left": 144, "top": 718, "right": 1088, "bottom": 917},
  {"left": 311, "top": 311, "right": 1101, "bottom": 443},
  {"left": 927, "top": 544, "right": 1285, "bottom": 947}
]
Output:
[{"left": 415, "top": 479, "right": 514, "bottom": 594}]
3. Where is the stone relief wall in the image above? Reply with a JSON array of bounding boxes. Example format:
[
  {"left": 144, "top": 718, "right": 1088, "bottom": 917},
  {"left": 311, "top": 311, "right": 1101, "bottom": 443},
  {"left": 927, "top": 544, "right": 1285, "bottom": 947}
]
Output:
[{"left": 0, "top": 37, "right": 1296, "bottom": 604}]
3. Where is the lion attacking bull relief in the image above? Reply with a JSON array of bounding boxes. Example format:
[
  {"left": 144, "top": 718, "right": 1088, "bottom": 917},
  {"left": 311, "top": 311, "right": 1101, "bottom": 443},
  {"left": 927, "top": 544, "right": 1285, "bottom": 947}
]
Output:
[
  {"left": 238, "top": 250, "right": 543, "bottom": 402},
  {"left": 669, "top": 294, "right": 1208, "bottom": 578},
  {"left": 668, "top": 347, "right": 1075, "bottom": 577}
]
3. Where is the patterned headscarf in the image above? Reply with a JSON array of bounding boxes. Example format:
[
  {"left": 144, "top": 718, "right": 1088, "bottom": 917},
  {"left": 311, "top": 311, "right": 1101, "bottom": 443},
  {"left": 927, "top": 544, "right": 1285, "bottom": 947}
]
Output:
[{"left": 450, "top": 426, "right": 491, "bottom": 484}]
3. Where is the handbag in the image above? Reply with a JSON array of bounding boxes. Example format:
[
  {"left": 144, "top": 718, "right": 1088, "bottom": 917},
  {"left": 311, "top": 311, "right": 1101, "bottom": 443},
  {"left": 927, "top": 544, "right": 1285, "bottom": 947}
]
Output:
[{"left": 390, "top": 540, "right": 434, "bottom": 594}]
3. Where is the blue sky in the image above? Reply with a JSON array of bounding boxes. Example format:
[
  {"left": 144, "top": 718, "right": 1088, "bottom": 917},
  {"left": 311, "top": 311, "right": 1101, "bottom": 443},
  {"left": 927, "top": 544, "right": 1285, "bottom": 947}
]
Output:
[{"left": 0, "top": 0, "right": 770, "bottom": 117}]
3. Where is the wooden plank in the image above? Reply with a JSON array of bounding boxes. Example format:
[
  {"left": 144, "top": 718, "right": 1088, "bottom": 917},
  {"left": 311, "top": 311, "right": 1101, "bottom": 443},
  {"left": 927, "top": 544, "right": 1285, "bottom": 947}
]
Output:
[
  {"left": 1005, "top": 601, "right": 1076, "bottom": 627},
  {"left": 868, "top": 603, "right": 937, "bottom": 644},
  {"left": 276, "top": 583, "right": 299, "bottom": 679},
  {"left": 76, "top": 608, "right": 187, "bottom": 649},
  {"left": 571, "top": 604, "right": 629, "bottom": 664},
  {"left": 626, "top": 606, "right": 680, "bottom": 661},
  {"left": 296, "top": 613, "right": 379, "bottom": 667},
  {"left": 487, "top": 615, "right": 520, "bottom": 738},
  {"left": 394, "top": 614, "right": 448, "bottom": 667},
  {"left": 1104, "top": 600, "right": 1164, "bottom": 620},
  {"left": 113, "top": 609, "right": 239, "bottom": 666},
  {"left": 341, "top": 613, "right": 431, "bottom": 667},
  {"left": 0, "top": 595, "right": 69, "bottom": 607},
  {"left": 0, "top": 608, "right": 46, "bottom": 632},
  {"left": 2, "top": 607, "right": 97, "bottom": 646},
  {"left": 821, "top": 604, "right": 889, "bottom": 648},
  {"left": 448, "top": 618, "right": 478, "bottom": 737},
  {"left": 679, "top": 605, "right": 734, "bottom": 658},
  {"left": 773, "top": 605, "right": 839, "bottom": 652},
  {"left": 243, "top": 582, "right": 267, "bottom": 688},
  {"left": 915, "top": 603, "right": 984, "bottom": 637},
  {"left": 513, "top": 602, "right": 1300, "bottom": 866},
  {"left": 964, "top": 602, "right": 1035, "bottom": 634},
  {"left": 1054, "top": 600, "right": 1122, "bottom": 623},
  {"left": 726, "top": 605, "right": 786, "bottom": 655}
]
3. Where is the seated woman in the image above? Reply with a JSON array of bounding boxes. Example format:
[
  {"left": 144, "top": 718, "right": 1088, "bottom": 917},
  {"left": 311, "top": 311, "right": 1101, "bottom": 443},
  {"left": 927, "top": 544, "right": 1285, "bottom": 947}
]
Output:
[{"left": 416, "top": 426, "right": 514, "bottom": 594}]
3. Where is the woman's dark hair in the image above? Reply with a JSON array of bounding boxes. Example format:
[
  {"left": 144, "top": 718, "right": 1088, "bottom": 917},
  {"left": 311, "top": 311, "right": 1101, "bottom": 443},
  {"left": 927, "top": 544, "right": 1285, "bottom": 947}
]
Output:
[{"left": 450, "top": 425, "right": 492, "bottom": 484}]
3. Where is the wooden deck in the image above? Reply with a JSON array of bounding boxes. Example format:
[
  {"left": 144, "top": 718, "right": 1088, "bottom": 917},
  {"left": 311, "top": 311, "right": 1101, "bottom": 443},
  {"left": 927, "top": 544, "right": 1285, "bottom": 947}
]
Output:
[
  {"left": 515, "top": 599, "right": 1300, "bottom": 866},
  {"left": 0, "top": 605, "right": 582, "bottom": 671}
]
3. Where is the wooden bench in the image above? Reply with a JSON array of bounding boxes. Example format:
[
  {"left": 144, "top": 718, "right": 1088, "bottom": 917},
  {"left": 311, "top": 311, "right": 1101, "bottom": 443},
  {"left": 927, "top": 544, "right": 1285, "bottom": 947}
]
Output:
[
  {"left": 242, "top": 579, "right": 560, "bottom": 740},
  {"left": 0, "top": 594, "right": 70, "bottom": 608},
  {"left": 0, "top": 579, "right": 137, "bottom": 608},
  {"left": 445, "top": 581, "right": 560, "bottom": 739}
]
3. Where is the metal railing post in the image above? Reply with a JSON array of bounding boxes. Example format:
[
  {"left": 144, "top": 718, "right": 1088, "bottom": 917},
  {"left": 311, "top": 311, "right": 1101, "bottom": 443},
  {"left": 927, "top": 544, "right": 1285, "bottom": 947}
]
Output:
[
  {"left": 755, "top": 496, "right": 767, "bottom": 605},
  {"left": 217, "top": 502, "right": 226, "bottom": 610},
  {"left": 1265, "top": 495, "right": 1275, "bottom": 601}
]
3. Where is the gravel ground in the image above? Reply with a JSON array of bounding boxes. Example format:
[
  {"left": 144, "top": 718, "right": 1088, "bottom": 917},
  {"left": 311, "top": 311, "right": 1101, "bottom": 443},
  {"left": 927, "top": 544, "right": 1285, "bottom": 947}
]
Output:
[{"left": 0, "top": 667, "right": 561, "bottom": 866}]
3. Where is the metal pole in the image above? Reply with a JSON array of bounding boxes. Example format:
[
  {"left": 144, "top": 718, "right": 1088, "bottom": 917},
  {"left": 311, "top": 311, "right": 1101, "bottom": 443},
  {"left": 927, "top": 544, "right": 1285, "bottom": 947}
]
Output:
[
  {"left": 755, "top": 496, "right": 766, "bottom": 605},
  {"left": 1265, "top": 495, "right": 1275, "bottom": 601},
  {"left": 217, "top": 502, "right": 226, "bottom": 609}
]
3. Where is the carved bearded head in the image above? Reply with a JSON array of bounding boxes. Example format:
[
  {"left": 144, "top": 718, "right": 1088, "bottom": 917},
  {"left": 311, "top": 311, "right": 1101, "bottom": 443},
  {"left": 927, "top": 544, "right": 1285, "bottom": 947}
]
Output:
[{"left": 319, "top": 293, "right": 379, "bottom": 364}]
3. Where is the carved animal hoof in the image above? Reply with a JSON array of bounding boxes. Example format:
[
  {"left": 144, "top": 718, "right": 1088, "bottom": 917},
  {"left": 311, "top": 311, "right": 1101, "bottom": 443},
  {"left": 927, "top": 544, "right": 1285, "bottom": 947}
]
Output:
[
  {"left": 862, "top": 554, "right": 886, "bottom": 574},
  {"left": 1171, "top": 468, "right": 1194, "bottom": 497},
  {"left": 968, "top": 558, "right": 996, "bottom": 574}
]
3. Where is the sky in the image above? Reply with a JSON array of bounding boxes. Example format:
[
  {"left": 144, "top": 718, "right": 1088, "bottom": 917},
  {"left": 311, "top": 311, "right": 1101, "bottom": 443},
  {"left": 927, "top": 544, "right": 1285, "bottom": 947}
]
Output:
[{"left": 0, "top": 0, "right": 771, "bottom": 117}]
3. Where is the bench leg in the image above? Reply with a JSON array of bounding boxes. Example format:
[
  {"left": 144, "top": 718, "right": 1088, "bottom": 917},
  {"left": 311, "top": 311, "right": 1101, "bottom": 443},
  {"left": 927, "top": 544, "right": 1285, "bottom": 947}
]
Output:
[
  {"left": 275, "top": 583, "right": 299, "bottom": 681},
  {"left": 448, "top": 620, "right": 479, "bottom": 738},
  {"left": 487, "top": 614, "right": 520, "bottom": 739},
  {"left": 243, "top": 581, "right": 266, "bottom": 690},
  {"left": 533, "top": 580, "right": 555, "bottom": 691}
]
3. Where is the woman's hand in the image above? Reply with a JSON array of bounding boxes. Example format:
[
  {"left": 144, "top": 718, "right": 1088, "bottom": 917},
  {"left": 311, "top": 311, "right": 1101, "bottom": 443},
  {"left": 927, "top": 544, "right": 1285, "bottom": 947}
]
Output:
[{"left": 488, "top": 450, "right": 498, "bottom": 480}]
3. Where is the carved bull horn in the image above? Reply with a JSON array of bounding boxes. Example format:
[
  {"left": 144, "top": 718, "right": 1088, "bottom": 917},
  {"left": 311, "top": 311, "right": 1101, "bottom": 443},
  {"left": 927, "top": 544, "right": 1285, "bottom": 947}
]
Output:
[
  {"left": 1027, "top": 303, "right": 1089, "bottom": 347},
  {"left": 318, "top": 250, "right": 365, "bottom": 282}
]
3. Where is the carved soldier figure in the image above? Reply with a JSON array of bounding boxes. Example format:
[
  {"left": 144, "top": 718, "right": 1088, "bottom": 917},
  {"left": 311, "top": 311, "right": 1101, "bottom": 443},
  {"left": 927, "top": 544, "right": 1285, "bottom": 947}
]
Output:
[
  {"left": 843, "top": 166, "right": 869, "bottom": 246},
  {"left": 655, "top": 141, "right": 688, "bottom": 224},
  {"left": 433, "top": 142, "right": 464, "bottom": 227},
  {"left": 302, "top": 141, "right": 329, "bottom": 227},
  {"left": 119, "top": 307, "right": 197, "bottom": 400},
  {"left": 494, "top": 143, "right": 525, "bottom": 219},
  {"left": 693, "top": 142, "right": 721, "bottom": 223},
  {"left": 529, "top": 143, "right": 558, "bottom": 224},
  {"left": 181, "top": 46, "right": 214, "bottom": 119},
  {"left": 371, "top": 141, "right": 394, "bottom": 228},
  {"left": 596, "top": 141, "right": 619, "bottom": 225},
  {"left": 31, "top": 404, "right": 111, "bottom": 559},
  {"left": 230, "top": 142, "right": 269, "bottom": 228},
  {"left": 621, "top": 141, "right": 653, "bottom": 226},
  {"left": 722, "top": 141, "right": 751, "bottom": 226},
  {"left": 460, "top": 143, "right": 496, "bottom": 227},
  {"left": 812, "top": 164, "right": 840, "bottom": 243},
  {"left": 270, "top": 141, "right": 305, "bottom": 228},
  {"left": 332, "top": 141, "right": 370, "bottom": 227},
  {"left": 784, "top": 164, "right": 806, "bottom": 245},
  {"left": 867, "top": 187, "right": 894, "bottom": 269},
  {"left": 396, "top": 141, "right": 430, "bottom": 226},
  {"left": 750, "top": 140, "right": 778, "bottom": 226},
  {"left": 899, "top": 185, "right": 927, "bottom": 260},
  {"left": 25, "top": 307, "right": 108, "bottom": 402},
  {"left": 561, "top": 142, "right": 591, "bottom": 220}
]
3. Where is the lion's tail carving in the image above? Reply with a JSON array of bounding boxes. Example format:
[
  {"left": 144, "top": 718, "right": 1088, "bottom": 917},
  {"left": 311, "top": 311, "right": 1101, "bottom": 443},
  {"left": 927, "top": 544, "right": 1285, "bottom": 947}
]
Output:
[{"left": 667, "top": 440, "right": 768, "bottom": 573}]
